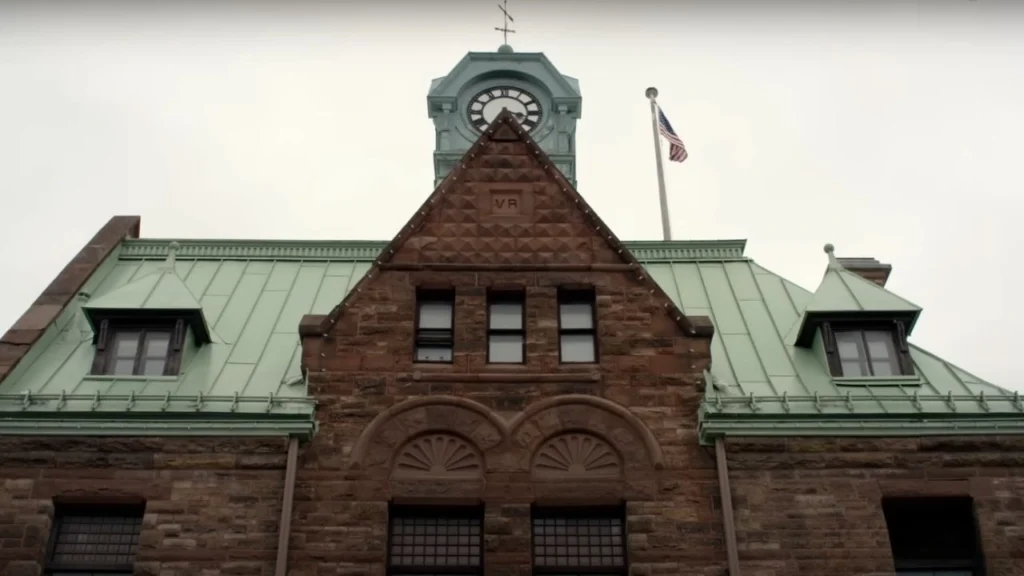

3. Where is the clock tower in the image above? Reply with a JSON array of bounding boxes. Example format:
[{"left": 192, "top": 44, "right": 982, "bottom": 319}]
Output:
[{"left": 427, "top": 44, "right": 582, "bottom": 187}]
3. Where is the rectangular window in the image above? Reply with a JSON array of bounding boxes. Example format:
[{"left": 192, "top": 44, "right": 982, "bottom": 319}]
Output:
[
  {"left": 822, "top": 322, "right": 913, "bottom": 378},
  {"left": 387, "top": 505, "right": 483, "bottom": 576},
  {"left": 488, "top": 291, "right": 525, "bottom": 364},
  {"left": 92, "top": 319, "right": 185, "bottom": 377},
  {"left": 415, "top": 290, "right": 455, "bottom": 363},
  {"left": 532, "top": 506, "right": 627, "bottom": 575},
  {"left": 558, "top": 288, "right": 597, "bottom": 363},
  {"left": 883, "top": 497, "right": 984, "bottom": 576},
  {"left": 46, "top": 502, "right": 145, "bottom": 575}
]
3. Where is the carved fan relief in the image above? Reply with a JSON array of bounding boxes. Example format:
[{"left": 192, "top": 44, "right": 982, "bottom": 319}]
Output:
[
  {"left": 393, "top": 434, "right": 483, "bottom": 479},
  {"left": 533, "top": 433, "right": 622, "bottom": 479}
]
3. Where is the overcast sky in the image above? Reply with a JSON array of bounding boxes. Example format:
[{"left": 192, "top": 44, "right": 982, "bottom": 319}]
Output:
[{"left": 1, "top": 0, "right": 1020, "bottom": 389}]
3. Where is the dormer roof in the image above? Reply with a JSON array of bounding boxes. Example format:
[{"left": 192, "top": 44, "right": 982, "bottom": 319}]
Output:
[
  {"left": 82, "top": 242, "right": 213, "bottom": 344},
  {"left": 789, "top": 244, "right": 922, "bottom": 347}
]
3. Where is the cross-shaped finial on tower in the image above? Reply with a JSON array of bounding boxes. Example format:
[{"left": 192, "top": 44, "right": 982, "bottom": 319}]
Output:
[{"left": 495, "top": 0, "right": 516, "bottom": 45}]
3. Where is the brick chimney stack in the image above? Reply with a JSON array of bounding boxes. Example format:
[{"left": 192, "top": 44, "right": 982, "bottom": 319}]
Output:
[{"left": 837, "top": 257, "right": 892, "bottom": 287}]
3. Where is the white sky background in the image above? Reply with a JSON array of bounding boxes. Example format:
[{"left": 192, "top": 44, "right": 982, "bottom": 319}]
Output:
[{"left": 0, "top": 0, "right": 1021, "bottom": 389}]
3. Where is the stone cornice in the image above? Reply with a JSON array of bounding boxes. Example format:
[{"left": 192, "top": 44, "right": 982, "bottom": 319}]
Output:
[{"left": 120, "top": 238, "right": 748, "bottom": 262}]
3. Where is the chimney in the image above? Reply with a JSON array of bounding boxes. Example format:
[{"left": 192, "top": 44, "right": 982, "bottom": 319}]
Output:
[{"left": 837, "top": 257, "right": 892, "bottom": 287}]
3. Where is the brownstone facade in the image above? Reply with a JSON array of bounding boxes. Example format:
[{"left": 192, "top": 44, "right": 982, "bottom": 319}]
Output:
[
  {"left": 726, "top": 437, "right": 1024, "bottom": 576},
  {"left": 290, "top": 113, "right": 719, "bottom": 576},
  {"left": 2, "top": 114, "right": 1023, "bottom": 576}
]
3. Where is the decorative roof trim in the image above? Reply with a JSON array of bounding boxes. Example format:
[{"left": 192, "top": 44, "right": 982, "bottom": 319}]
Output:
[
  {"left": 315, "top": 109, "right": 715, "bottom": 339},
  {"left": 119, "top": 239, "right": 748, "bottom": 263},
  {"left": 699, "top": 416, "right": 1024, "bottom": 444},
  {"left": 121, "top": 239, "right": 387, "bottom": 261},
  {"left": 2, "top": 392, "right": 316, "bottom": 416},
  {"left": 701, "top": 390, "right": 1024, "bottom": 417},
  {"left": 0, "top": 416, "right": 316, "bottom": 440}
]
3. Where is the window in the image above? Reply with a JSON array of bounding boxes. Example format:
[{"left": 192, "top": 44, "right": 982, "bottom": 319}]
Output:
[
  {"left": 46, "top": 502, "right": 144, "bottom": 575},
  {"left": 91, "top": 319, "right": 185, "bottom": 377},
  {"left": 387, "top": 505, "right": 483, "bottom": 576},
  {"left": 822, "top": 321, "right": 913, "bottom": 378},
  {"left": 558, "top": 289, "right": 597, "bottom": 363},
  {"left": 882, "top": 497, "right": 984, "bottom": 576},
  {"left": 532, "top": 506, "right": 627, "bottom": 575},
  {"left": 415, "top": 290, "right": 455, "bottom": 363},
  {"left": 488, "top": 291, "right": 525, "bottom": 363}
]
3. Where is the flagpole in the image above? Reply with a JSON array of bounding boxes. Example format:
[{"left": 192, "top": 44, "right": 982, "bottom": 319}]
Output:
[{"left": 646, "top": 87, "right": 672, "bottom": 241}]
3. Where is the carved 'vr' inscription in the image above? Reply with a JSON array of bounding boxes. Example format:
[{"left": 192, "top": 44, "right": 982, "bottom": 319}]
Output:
[{"left": 492, "top": 192, "right": 521, "bottom": 215}]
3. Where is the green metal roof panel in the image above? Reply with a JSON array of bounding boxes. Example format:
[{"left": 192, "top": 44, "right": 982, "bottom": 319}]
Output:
[{"left": 2, "top": 237, "right": 1020, "bottom": 440}]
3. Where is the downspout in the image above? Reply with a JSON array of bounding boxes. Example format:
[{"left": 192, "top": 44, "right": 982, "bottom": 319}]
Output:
[
  {"left": 275, "top": 436, "right": 300, "bottom": 576},
  {"left": 715, "top": 437, "right": 742, "bottom": 576}
]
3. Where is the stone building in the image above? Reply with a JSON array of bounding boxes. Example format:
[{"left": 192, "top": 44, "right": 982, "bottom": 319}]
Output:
[{"left": 0, "top": 45, "right": 1022, "bottom": 576}]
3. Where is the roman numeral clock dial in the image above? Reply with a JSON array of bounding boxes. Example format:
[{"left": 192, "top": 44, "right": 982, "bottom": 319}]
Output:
[{"left": 467, "top": 86, "right": 543, "bottom": 133}]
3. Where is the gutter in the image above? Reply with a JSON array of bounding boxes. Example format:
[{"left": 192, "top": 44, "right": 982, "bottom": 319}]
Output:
[
  {"left": 714, "top": 437, "right": 741, "bottom": 576},
  {"left": 275, "top": 436, "right": 300, "bottom": 576}
]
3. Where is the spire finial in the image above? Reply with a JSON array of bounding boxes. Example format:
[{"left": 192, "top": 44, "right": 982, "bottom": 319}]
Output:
[
  {"left": 823, "top": 243, "right": 840, "bottom": 269},
  {"left": 166, "top": 241, "right": 180, "bottom": 269},
  {"left": 495, "top": 0, "right": 516, "bottom": 47}
]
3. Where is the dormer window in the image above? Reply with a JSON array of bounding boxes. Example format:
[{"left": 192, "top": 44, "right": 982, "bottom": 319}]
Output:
[
  {"left": 822, "top": 322, "right": 913, "bottom": 378},
  {"left": 91, "top": 319, "right": 186, "bottom": 377}
]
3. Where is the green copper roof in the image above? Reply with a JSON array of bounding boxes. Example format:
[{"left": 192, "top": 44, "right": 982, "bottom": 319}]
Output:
[
  {"left": 1, "top": 238, "right": 1020, "bottom": 441},
  {"left": 789, "top": 244, "right": 922, "bottom": 346},
  {"left": 82, "top": 243, "right": 214, "bottom": 343}
]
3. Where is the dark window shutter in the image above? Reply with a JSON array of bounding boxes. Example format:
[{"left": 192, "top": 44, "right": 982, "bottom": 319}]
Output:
[
  {"left": 821, "top": 322, "right": 843, "bottom": 377},
  {"left": 894, "top": 320, "right": 914, "bottom": 376},
  {"left": 165, "top": 319, "right": 187, "bottom": 376},
  {"left": 90, "top": 319, "right": 110, "bottom": 375}
]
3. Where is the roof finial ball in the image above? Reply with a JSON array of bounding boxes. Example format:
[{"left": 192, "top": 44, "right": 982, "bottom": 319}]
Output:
[
  {"left": 823, "top": 243, "right": 840, "bottom": 268},
  {"left": 497, "top": 44, "right": 514, "bottom": 53}
]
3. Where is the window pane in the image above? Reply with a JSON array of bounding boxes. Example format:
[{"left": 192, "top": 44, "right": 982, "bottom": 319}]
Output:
[
  {"left": 489, "top": 302, "right": 522, "bottom": 330},
  {"left": 489, "top": 334, "right": 523, "bottom": 363},
  {"left": 559, "top": 303, "right": 593, "bottom": 330},
  {"left": 113, "top": 359, "right": 136, "bottom": 375},
  {"left": 145, "top": 332, "right": 170, "bottom": 357},
  {"left": 416, "top": 346, "right": 453, "bottom": 362},
  {"left": 141, "top": 358, "right": 166, "bottom": 376},
  {"left": 835, "top": 331, "right": 864, "bottom": 361},
  {"left": 561, "top": 333, "right": 595, "bottom": 363},
  {"left": 113, "top": 331, "right": 140, "bottom": 357},
  {"left": 842, "top": 360, "right": 868, "bottom": 377},
  {"left": 419, "top": 302, "right": 453, "bottom": 330},
  {"left": 865, "top": 330, "right": 899, "bottom": 376}
]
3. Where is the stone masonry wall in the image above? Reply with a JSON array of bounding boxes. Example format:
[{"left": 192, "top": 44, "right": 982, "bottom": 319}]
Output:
[
  {"left": 294, "top": 267, "right": 718, "bottom": 576},
  {"left": 726, "top": 436, "right": 1024, "bottom": 576},
  {"left": 291, "top": 114, "right": 720, "bottom": 576},
  {"left": 0, "top": 437, "right": 288, "bottom": 576}
]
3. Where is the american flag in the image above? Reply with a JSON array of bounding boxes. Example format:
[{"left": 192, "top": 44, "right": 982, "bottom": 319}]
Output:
[{"left": 658, "top": 108, "right": 688, "bottom": 163}]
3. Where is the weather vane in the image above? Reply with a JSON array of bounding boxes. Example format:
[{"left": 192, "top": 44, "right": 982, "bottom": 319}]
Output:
[{"left": 495, "top": 0, "right": 516, "bottom": 44}]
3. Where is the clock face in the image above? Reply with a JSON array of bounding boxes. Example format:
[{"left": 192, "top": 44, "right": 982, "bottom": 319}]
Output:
[{"left": 467, "top": 85, "right": 543, "bottom": 132}]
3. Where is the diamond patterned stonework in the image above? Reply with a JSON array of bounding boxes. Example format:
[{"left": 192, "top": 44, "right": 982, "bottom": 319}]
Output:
[
  {"left": 392, "top": 434, "right": 483, "bottom": 479},
  {"left": 390, "top": 136, "right": 623, "bottom": 266},
  {"left": 533, "top": 433, "right": 622, "bottom": 479}
]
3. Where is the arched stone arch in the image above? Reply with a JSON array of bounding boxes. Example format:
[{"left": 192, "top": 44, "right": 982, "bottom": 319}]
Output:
[
  {"left": 508, "top": 395, "right": 664, "bottom": 470},
  {"left": 349, "top": 395, "right": 506, "bottom": 470}
]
